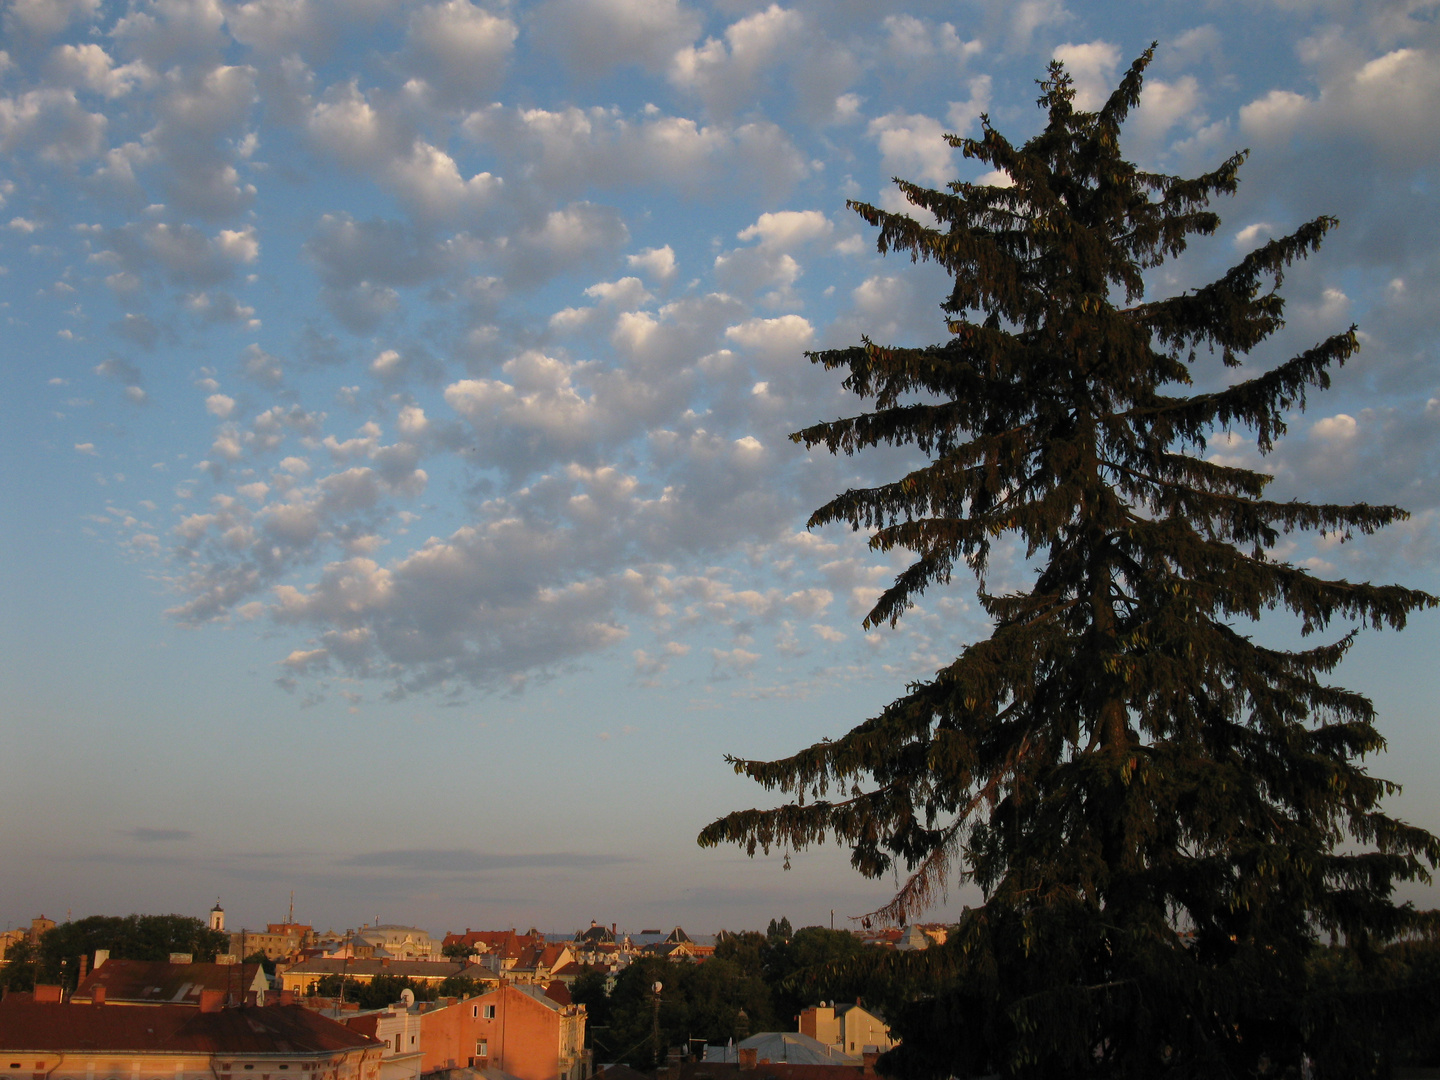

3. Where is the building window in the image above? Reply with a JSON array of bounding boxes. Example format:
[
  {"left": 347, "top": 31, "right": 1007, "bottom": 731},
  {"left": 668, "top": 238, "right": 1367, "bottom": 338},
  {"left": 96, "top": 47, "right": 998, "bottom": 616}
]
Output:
[
  {"left": 483, "top": 1005, "right": 496, "bottom": 1019},
  {"left": 473, "top": 1005, "right": 478, "bottom": 1018},
  {"left": 476, "top": 1041, "right": 488, "bottom": 1057}
]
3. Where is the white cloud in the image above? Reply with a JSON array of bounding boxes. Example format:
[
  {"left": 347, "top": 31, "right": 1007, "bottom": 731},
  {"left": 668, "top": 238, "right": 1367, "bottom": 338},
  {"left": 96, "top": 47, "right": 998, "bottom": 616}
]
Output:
[
  {"left": 627, "top": 245, "right": 677, "bottom": 284},
  {"left": 1239, "top": 89, "right": 1311, "bottom": 140},
  {"left": 724, "top": 314, "right": 814, "bottom": 358},
  {"left": 0, "top": 88, "right": 107, "bottom": 163},
  {"left": 1239, "top": 48, "right": 1440, "bottom": 165},
  {"left": 1312, "top": 413, "right": 1358, "bottom": 442},
  {"left": 111, "top": 0, "right": 228, "bottom": 67},
  {"left": 205, "top": 392, "right": 235, "bottom": 417},
  {"left": 669, "top": 4, "right": 804, "bottom": 114},
  {"left": 4, "top": 0, "right": 101, "bottom": 36},
  {"left": 47, "top": 44, "right": 154, "bottom": 98},
  {"left": 1052, "top": 41, "right": 1121, "bottom": 111},
  {"left": 406, "top": 0, "right": 518, "bottom": 104},
  {"left": 736, "top": 210, "right": 831, "bottom": 250},
  {"left": 97, "top": 221, "right": 258, "bottom": 285},
  {"left": 1131, "top": 76, "right": 1201, "bottom": 142},
  {"left": 882, "top": 15, "right": 981, "bottom": 63},
  {"left": 306, "top": 82, "right": 403, "bottom": 169},
  {"left": 507, "top": 202, "right": 630, "bottom": 283},
  {"left": 465, "top": 102, "right": 806, "bottom": 200},
  {"left": 386, "top": 139, "right": 502, "bottom": 221},
  {"left": 585, "top": 276, "right": 653, "bottom": 310},
  {"left": 868, "top": 111, "right": 953, "bottom": 186},
  {"left": 267, "top": 524, "right": 639, "bottom": 691},
  {"left": 216, "top": 226, "right": 259, "bottom": 263},
  {"left": 397, "top": 404, "right": 429, "bottom": 438},
  {"left": 533, "top": 0, "right": 702, "bottom": 76},
  {"left": 225, "top": 0, "right": 325, "bottom": 54},
  {"left": 241, "top": 343, "right": 283, "bottom": 385},
  {"left": 446, "top": 351, "right": 598, "bottom": 456}
]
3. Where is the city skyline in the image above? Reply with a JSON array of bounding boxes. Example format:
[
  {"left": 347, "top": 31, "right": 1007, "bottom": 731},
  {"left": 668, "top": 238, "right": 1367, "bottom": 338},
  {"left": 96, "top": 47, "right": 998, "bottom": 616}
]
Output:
[{"left": 4, "top": 0, "right": 1440, "bottom": 933}]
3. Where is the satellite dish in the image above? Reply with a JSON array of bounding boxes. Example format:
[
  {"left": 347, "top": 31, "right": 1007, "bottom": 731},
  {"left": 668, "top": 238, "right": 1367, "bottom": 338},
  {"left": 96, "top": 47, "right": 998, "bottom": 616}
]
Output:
[{"left": 401, "top": 988, "right": 415, "bottom": 1007}]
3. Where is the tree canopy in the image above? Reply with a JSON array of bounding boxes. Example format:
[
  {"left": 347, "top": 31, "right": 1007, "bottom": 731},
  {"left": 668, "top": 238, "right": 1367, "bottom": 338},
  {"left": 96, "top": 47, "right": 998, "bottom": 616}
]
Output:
[
  {"left": 2, "top": 914, "right": 229, "bottom": 992},
  {"left": 700, "top": 47, "right": 1439, "bottom": 1078}
]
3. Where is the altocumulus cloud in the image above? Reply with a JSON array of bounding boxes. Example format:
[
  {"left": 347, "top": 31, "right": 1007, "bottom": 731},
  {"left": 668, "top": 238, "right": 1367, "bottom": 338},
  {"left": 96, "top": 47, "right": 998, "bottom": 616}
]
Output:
[{"left": 7, "top": 0, "right": 1439, "bottom": 714}]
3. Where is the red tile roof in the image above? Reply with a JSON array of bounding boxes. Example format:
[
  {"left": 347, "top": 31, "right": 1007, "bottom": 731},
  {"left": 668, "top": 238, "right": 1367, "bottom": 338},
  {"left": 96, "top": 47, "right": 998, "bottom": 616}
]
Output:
[
  {"left": 73, "top": 960, "right": 264, "bottom": 1004},
  {"left": 0, "top": 1001, "right": 378, "bottom": 1053},
  {"left": 542, "top": 981, "right": 571, "bottom": 1006},
  {"left": 678, "top": 1065, "right": 868, "bottom": 1080},
  {"left": 283, "top": 958, "right": 464, "bottom": 980},
  {"left": 537, "top": 945, "right": 568, "bottom": 968},
  {"left": 441, "top": 931, "right": 545, "bottom": 958}
]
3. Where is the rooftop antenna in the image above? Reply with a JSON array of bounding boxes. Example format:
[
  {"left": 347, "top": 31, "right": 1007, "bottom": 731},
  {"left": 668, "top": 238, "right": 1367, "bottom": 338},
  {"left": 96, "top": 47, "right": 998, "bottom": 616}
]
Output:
[{"left": 288, "top": 891, "right": 294, "bottom": 926}]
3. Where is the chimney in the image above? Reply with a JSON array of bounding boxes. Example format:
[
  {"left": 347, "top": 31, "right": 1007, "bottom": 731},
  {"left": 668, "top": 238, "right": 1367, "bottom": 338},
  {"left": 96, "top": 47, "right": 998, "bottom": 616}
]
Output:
[
  {"left": 91, "top": 986, "right": 106, "bottom": 1006},
  {"left": 246, "top": 991, "right": 259, "bottom": 1007},
  {"left": 381, "top": 957, "right": 390, "bottom": 967},
  {"left": 279, "top": 990, "right": 296, "bottom": 1006},
  {"left": 200, "top": 989, "right": 224, "bottom": 1013},
  {"left": 33, "top": 985, "right": 62, "bottom": 1004},
  {"left": 738, "top": 1049, "right": 757, "bottom": 1071},
  {"left": 862, "top": 1052, "right": 879, "bottom": 1076}
]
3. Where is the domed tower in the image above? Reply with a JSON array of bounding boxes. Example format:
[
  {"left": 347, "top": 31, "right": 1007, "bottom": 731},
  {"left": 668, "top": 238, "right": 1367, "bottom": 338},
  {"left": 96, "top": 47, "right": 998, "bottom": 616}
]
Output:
[{"left": 209, "top": 900, "right": 225, "bottom": 932}]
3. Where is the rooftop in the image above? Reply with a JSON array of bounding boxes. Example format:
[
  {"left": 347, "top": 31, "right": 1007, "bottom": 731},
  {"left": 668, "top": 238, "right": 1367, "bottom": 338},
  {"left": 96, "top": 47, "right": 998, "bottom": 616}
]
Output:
[
  {"left": 72, "top": 960, "right": 265, "bottom": 1005},
  {"left": 0, "top": 1001, "right": 377, "bottom": 1054}
]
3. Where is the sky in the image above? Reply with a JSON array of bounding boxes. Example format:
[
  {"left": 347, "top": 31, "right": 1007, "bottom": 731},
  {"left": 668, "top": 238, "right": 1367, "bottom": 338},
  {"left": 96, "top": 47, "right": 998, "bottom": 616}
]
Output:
[{"left": 2, "top": 0, "right": 1439, "bottom": 940}]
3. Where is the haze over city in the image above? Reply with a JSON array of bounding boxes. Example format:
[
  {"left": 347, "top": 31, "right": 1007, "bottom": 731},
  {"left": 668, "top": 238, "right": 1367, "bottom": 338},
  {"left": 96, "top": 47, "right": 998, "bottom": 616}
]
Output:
[{"left": 4, "top": 0, "right": 1440, "bottom": 937}]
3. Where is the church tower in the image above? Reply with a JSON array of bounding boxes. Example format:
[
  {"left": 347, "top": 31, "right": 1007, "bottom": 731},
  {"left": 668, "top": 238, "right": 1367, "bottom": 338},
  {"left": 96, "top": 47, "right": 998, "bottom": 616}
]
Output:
[{"left": 209, "top": 900, "right": 225, "bottom": 932}]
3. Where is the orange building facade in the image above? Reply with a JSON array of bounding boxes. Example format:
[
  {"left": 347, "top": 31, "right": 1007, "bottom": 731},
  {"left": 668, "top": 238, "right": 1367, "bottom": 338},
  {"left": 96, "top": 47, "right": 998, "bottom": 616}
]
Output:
[{"left": 418, "top": 984, "right": 588, "bottom": 1080}]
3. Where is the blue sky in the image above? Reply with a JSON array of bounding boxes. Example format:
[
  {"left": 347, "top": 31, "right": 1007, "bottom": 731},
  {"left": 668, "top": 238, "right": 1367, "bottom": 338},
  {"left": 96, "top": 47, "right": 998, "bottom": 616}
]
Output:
[{"left": 3, "top": 0, "right": 1439, "bottom": 939}]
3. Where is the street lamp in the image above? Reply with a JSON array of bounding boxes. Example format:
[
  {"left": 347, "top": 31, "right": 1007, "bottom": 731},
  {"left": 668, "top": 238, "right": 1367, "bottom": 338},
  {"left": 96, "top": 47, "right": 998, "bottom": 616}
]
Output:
[{"left": 652, "top": 981, "right": 663, "bottom": 1070}]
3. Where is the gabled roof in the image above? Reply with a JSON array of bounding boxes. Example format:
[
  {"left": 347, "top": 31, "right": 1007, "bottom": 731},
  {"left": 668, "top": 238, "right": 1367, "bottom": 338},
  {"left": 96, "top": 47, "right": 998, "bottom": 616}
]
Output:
[
  {"left": 542, "top": 981, "right": 571, "bottom": 1006},
  {"left": 709, "top": 1033, "right": 860, "bottom": 1066},
  {"left": 510, "top": 945, "right": 543, "bottom": 970},
  {"left": 833, "top": 1003, "right": 885, "bottom": 1023},
  {"left": 681, "top": 1064, "right": 867, "bottom": 1080},
  {"left": 424, "top": 1066, "right": 526, "bottom": 1080},
  {"left": 0, "top": 1001, "right": 377, "bottom": 1053},
  {"left": 537, "top": 944, "right": 571, "bottom": 968},
  {"left": 664, "top": 927, "right": 692, "bottom": 944},
  {"left": 594, "top": 1065, "right": 651, "bottom": 1080},
  {"left": 573, "top": 922, "right": 615, "bottom": 945},
  {"left": 72, "top": 960, "right": 266, "bottom": 1005},
  {"left": 453, "top": 963, "right": 502, "bottom": 982},
  {"left": 443, "top": 930, "right": 546, "bottom": 956},
  {"left": 282, "top": 958, "right": 464, "bottom": 979}
]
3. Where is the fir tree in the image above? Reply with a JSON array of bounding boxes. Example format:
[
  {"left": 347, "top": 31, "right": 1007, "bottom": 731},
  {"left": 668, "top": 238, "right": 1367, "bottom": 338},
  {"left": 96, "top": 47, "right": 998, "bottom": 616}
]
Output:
[{"left": 699, "top": 48, "right": 1440, "bottom": 1078}]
